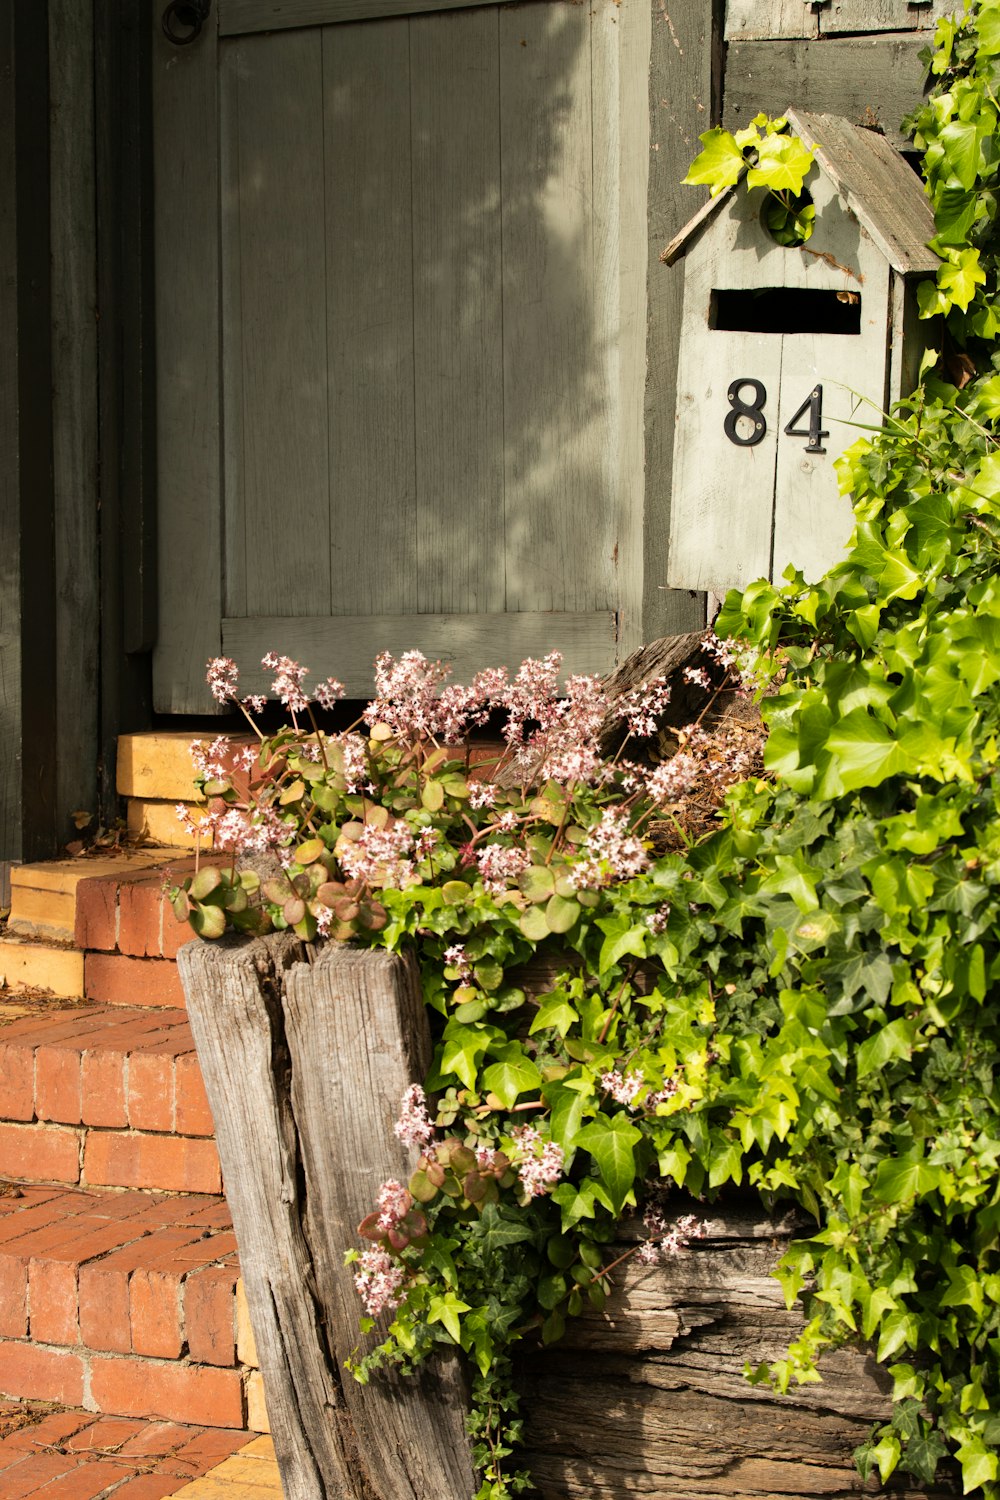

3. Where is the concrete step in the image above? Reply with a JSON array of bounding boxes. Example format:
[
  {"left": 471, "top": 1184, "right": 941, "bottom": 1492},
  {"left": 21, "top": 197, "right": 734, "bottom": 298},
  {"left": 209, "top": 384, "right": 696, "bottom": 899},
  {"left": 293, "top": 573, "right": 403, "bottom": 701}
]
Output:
[{"left": 0, "top": 1184, "right": 253, "bottom": 1429}]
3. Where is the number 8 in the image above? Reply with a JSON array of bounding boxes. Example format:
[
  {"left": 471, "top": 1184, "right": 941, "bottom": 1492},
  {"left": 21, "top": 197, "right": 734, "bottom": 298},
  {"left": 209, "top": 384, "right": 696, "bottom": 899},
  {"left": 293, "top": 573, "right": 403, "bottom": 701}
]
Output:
[{"left": 724, "top": 379, "right": 767, "bottom": 448}]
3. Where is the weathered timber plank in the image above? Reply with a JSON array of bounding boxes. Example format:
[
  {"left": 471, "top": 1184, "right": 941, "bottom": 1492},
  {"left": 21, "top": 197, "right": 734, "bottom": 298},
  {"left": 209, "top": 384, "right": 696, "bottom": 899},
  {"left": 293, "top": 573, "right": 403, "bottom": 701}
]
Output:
[
  {"left": 324, "top": 18, "right": 417, "bottom": 621},
  {"left": 0, "top": 0, "right": 24, "bottom": 859},
  {"left": 223, "top": 610, "right": 618, "bottom": 695},
  {"left": 515, "top": 1202, "right": 960, "bottom": 1497},
  {"left": 725, "top": 0, "right": 953, "bottom": 42},
  {"left": 49, "top": 0, "right": 99, "bottom": 845},
  {"left": 723, "top": 34, "right": 932, "bottom": 153},
  {"left": 178, "top": 934, "right": 351, "bottom": 1500},
  {"left": 645, "top": 0, "right": 715, "bottom": 643},
  {"left": 725, "top": 0, "right": 819, "bottom": 43},
  {"left": 223, "top": 29, "right": 331, "bottom": 619},
  {"left": 410, "top": 6, "right": 505, "bottom": 617},
  {"left": 283, "top": 944, "right": 475, "bottom": 1500},
  {"left": 151, "top": 3, "right": 223, "bottom": 713},
  {"left": 221, "top": 0, "right": 504, "bottom": 31}
]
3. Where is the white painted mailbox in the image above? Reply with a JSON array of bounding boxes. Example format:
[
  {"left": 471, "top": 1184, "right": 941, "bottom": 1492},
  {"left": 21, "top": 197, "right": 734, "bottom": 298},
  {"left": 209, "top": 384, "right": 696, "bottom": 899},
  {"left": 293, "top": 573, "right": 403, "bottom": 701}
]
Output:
[{"left": 663, "top": 108, "right": 939, "bottom": 593}]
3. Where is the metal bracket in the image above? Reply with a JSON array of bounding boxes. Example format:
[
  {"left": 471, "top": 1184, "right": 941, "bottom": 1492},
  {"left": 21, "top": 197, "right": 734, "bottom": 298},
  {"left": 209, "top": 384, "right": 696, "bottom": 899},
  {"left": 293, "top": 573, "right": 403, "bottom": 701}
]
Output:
[{"left": 162, "top": 0, "right": 212, "bottom": 45}]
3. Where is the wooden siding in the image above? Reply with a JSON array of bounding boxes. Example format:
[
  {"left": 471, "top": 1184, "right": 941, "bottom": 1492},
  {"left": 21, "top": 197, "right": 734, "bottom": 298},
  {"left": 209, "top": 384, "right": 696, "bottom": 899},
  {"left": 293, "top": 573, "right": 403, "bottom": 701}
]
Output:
[
  {"left": 726, "top": 0, "right": 955, "bottom": 41},
  {"left": 724, "top": 34, "right": 936, "bottom": 152}
]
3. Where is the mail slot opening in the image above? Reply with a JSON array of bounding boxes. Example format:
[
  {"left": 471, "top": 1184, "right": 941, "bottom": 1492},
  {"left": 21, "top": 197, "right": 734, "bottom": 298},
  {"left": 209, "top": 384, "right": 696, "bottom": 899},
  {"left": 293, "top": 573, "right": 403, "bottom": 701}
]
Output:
[{"left": 710, "top": 287, "right": 862, "bottom": 336}]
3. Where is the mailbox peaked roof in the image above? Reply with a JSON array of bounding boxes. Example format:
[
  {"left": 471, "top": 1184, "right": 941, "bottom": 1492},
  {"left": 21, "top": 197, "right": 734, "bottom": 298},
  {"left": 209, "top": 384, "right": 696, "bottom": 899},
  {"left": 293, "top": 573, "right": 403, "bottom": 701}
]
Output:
[{"left": 662, "top": 107, "right": 940, "bottom": 276}]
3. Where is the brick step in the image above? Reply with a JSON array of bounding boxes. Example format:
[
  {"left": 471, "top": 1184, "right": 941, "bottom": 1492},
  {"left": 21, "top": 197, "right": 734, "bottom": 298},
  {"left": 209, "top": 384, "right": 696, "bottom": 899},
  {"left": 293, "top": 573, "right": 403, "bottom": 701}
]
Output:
[
  {"left": 0, "top": 1006, "right": 221, "bottom": 1195},
  {"left": 0, "top": 1406, "right": 265, "bottom": 1500},
  {"left": 0, "top": 1184, "right": 257, "bottom": 1429}
]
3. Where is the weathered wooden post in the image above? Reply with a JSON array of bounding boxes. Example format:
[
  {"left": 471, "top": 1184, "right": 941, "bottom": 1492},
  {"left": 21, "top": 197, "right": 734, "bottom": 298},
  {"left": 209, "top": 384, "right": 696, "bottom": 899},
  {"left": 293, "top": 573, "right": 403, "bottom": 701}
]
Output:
[{"left": 178, "top": 934, "right": 476, "bottom": 1500}]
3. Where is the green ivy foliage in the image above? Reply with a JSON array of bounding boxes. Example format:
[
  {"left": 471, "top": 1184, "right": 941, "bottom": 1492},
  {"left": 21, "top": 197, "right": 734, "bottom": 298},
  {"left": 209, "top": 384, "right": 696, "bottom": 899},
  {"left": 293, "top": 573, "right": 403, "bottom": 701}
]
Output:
[{"left": 171, "top": 6, "right": 1000, "bottom": 1494}]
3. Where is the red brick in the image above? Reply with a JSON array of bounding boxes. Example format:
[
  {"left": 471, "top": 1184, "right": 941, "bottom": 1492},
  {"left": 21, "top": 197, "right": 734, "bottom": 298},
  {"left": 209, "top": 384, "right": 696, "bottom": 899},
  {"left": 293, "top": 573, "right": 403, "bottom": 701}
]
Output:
[
  {"left": 64, "top": 1415, "right": 146, "bottom": 1452},
  {"left": 0, "top": 1010, "right": 105, "bottom": 1044},
  {"left": 0, "top": 1409, "right": 98, "bottom": 1450},
  {"left": 80, "top": 1048, "right": 127, "bottom": 1129},
  {"left": 84, "top": 954, "right": 185, "bottom": 1010},
  {"left": 35, "top": 1045, "right": 83, "bottom": 1125},
  {"left": 130, "top": 1266, "right": 184, "bottom": 1359},
  {"left": 83, "top": 1133, "right": 221, "bottom": 1195},
  {"left": 174, "top": 1054, "right": 214, "bottom": 1137},
  {"left": 28, "top": 1257, "right": 79, "bottom": 1345},
  {"left": 89, "top": 1357, "right": 244, "bottom": 1428},
  {"left": 118, "top": 876, "right": 166, "bottom": 959},
  {"left": 0, "top": 1123, "right": 80, "bottom": 1184},
  {"left": 116, "top": 1420, "right": 192, "bottom": 1457},
  {"left": 0, "top": 1256, "right": 27, "bottom": 1336},
  {"left": 78, "top": 1260, "right": 132, "bottom": 1355},
  {"left": 0, "top": 1042, "right": 35, "bottom": 1122},
  {"left": 127, "top": 1052, "right": 175, "bottom": 1134},
  {"left": 0, "top": 1340, "right": 85, "bottom": 1404},
  {"left": 0, "top": 1453, "right": 80, "bottom": 1498},
  {"left": 74, "top": 876, "right": 118, "bottom": 951},
  {"left": 171, "top": 1426, "right": 249, "bottom": 1464},
  {"left": 110, "top": 1477, "right": 191, "bottom": 1499},
  {"left": 30, "top": 1460, "right": 132, "bottom": 1498},
  {"left": 162, "top": 918, "right": 196, "bottom": 963},
  {"left": 185, "top": 1265, "right": 237, "bottom": 1366}
]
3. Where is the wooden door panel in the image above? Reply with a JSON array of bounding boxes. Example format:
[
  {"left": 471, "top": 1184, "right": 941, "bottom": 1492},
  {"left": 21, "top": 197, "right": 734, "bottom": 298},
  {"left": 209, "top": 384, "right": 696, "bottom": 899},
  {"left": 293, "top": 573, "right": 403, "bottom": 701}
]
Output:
[
  {"left": 154, "top": 0, "right": 645, "bottom": 711},
  {"left": 323, "top": 19, "right": 418, "bottom": 619},
  {"left": 222, "top": 29, "right": 331, "bottom": 619},
  {"left": 410, "top": 8, "right": 505, "bottom": 616}
]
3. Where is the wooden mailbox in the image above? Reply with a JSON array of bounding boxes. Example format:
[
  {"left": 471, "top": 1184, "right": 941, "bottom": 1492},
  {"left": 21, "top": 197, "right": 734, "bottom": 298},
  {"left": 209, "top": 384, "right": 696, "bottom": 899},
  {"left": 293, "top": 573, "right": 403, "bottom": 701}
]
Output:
[{"left": 663, "top": 108, "right": 939, "bottom": 594}]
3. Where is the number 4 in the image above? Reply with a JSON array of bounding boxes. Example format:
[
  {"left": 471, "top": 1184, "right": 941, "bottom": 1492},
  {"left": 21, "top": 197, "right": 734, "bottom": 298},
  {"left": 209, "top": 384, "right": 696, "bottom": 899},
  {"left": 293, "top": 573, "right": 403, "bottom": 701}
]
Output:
[{"left": 783, "top": 384, "right": 829, "bottom": 454}]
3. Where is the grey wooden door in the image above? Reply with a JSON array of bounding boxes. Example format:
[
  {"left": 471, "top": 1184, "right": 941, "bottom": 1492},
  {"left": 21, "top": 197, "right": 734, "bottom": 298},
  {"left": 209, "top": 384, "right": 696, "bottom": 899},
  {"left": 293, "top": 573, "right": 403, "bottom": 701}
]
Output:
[{"left": 152, "top": 0, "right": 649, "bottom": 712}]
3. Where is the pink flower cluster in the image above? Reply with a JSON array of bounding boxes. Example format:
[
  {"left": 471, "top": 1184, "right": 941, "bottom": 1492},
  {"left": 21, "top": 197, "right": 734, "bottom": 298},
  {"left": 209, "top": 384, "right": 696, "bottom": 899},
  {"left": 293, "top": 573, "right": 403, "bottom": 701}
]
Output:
[
  {"left": 262, "top": 652, "right": 310, "bottom": 716},
  {"left": 339, "top": 822, "right": 416, "bottom": 889},
  {"left": 601, "top": 1069, "right": 644, "bottom": 1106},
  {"left": 207, "top": 657, "right": 240, "bottom": 704},
  {"left": 443, "top": 944, "right": 473, "bottom": 983},
  {"left": 635, "top": 1210, "right": 709, "bottom": 1266},
  {"left": 375, "top": 1179, "right": 412, "bottom": 1233},
  {"left": 569, "top": 807, "right": 648, "bottom": 891},
  {"left": 190, "top": 735, "right": 231, "bottom": 781},
  {"left": 618, "top": 677, "right": 672, "bottom": 738},
  {"left": 475, "top": 843, "right": 531, "bottom": 897},
  {"left": 353, "top": 1247, "right": 406, "bottom": 1318},
  {"left": 394, "top": 1084, "right": 436, "bottom": 1151},
  {"left": 509, "top": 1125, "right": 564, "bottom": 1199}
]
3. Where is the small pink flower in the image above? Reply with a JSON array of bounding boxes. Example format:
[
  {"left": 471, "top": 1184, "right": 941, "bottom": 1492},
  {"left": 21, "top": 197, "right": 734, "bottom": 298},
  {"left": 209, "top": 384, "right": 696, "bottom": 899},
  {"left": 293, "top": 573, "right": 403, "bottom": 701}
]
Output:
[
  {"left": 510, "top": 1124, "right": 564, "bottom": 1199},
  {"left": 375, "top": 1179, "right": 412, "bottom": 1232},
  {"left": 600, "top": 1069, "right": 644, "bottom": 1107},
  {"left": 206, "top": 657, "right": 239, "bottom": 704},
  {"left": 353, "top": 1247, "right": 406, "bottom": 1318},
  {"left": 394, "top": 1084, "right": 436, "bottom": 1151}
]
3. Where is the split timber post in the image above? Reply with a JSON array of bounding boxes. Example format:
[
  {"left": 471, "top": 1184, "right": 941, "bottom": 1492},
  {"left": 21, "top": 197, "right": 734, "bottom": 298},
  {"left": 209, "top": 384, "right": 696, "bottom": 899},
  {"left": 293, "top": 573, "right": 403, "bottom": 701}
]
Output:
[{"left": 177, "top": 934, "right": 476, "bottom": 1500}]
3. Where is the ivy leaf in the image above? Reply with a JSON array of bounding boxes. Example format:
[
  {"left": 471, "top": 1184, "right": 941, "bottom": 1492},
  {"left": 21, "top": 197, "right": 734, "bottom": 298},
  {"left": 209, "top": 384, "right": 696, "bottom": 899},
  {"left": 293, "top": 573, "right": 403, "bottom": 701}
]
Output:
[
  {"left": 468, "top": 1202, "right": 538, "bottom": 1257},
  {"left": 482, "top": 1045, "right": 542, "bottom": 1109},
  {"left": 682, "top": 127, "right": 746, "bottom": 196},
  {"left": 746, "top": 131, "right": 815, "bottom": 194},
  {"left": 819, "top": 708, "right": 908, "bottom": 795},
  {"left": 426, "top": 1291, "right": 470, "bottom": 1344},
  {"left": 956, "top": 1435, "right": 998, "bottom": 1493},
  {"left": 529, "top": 991, "right": 579, "bottom": 1038},
  {"left": 856, "top": 1018, "right": 917, "bottom": 1079},
  {"left": 438, "top": 1022, "right": 498, "bottom": 1091},
  {"left": 575, "top": 1116, "right": 642, "bottom": 1213},
  {"left": 543, "top": 1081, "right": 588, "bottom": 1151},
  {"left": 938, "top": 247, "right": 987, "bottom": 313},
  {"left": 551, "top": 1177, "right": 614, "bottom": 1230},
  {"left": 872, "top": 1152, "right": 943, "bottom": 1206}
]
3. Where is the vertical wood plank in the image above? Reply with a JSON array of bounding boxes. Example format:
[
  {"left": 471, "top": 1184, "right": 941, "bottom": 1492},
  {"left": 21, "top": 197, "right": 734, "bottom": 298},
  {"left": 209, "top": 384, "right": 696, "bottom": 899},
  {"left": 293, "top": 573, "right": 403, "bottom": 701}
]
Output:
[
  {"left": 0, "top": 0, "right": 22, "bottom": 857},
  {"left": 228, "top": 30, "right": 331, "bottom": 619},
  {"left": 410, "top": 7, "right": 505, "bottom": 616},
  {"left": 324, "top": 19, "right": 418, "bottom": 619},
  {"left": 500, "top": 0, "right": 613, "bottom": 615},
  {"left": 592, "top": 0, "right": 650, "bottom": 660},
  {"left": 152, "top": 3, "right": 223, "bottom": 713},
  {"left": 645, "top": 0, "right": 719, "bottom": 638},
  {"left": 220, "top": 40, "right": 246, "bottom": 620},
  {"left": 49, "top": 0, "right": 99, "bottom": 841}
]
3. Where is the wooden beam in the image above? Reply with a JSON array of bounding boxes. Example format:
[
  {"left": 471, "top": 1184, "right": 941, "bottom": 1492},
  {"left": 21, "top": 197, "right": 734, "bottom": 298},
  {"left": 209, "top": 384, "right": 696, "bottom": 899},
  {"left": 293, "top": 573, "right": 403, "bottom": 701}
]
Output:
[
  {"left": 643, "top": 0, "right": 720, "bottom": 642},
  {"left": 0, "top": 1, "right": 59, "bottom": 862},
  {"left": 221, "top": 0, "right": 502, "bottom": 34},
  {"left": 723, "top": 34, "right": 932, "bottom": 153},
  {"left": 223, "top": 611, "right": 619, "bottom": 697},
  {"left": 50, "top": 0, "right": 100, "bottom": 846}
]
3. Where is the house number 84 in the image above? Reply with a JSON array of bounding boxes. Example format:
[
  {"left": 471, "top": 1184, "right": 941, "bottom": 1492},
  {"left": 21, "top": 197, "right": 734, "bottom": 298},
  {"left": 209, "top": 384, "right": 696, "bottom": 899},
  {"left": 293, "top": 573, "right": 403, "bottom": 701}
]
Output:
[{"left": 724, "top": 378, "right": 829, "bottom": 454}]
